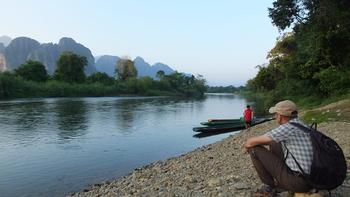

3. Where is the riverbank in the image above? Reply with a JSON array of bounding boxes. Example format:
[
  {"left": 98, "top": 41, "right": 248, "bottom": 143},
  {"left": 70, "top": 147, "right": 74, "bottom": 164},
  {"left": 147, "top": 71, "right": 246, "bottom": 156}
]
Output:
[
  {"left": 0, "top": 72, "right": 206, "bottom": 99},
  {"left": 70, "top": 101, "right": 350, "bottom": 197}
]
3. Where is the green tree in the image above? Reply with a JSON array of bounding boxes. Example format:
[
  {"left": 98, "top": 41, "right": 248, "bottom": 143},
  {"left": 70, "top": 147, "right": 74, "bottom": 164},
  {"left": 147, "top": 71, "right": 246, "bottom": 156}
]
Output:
[
  {"left": 0, "top": 72, "right": 17, "bottom": 98},
  {"left": 86, "top": 72, "right": 114, "bottom": 85},
  {"left": 248, "top": 0, "right": 350, "bottom": 98},
  {"left": 156, "top": 70, "right": 165, "bottom": 80},
  {"left": 115, "top": 58, "right": 137, "bottom": 81},
  {"left": 15, "top": 60, "right": 48, "bottom": 82},
  {"left": 54, "top": 52, "right": 87, "bottom": 83}
]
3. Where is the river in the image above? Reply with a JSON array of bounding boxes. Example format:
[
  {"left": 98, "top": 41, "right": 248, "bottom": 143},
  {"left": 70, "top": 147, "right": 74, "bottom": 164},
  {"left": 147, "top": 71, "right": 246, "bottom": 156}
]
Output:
[{"left": 0, "top": 94, "right": 253, "bottom": 197}]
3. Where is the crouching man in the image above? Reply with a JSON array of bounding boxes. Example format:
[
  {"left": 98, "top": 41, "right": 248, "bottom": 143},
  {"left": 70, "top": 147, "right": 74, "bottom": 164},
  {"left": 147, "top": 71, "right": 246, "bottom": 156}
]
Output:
[{"left": 243, "top": 100, "right": 313, "bottom": 196}]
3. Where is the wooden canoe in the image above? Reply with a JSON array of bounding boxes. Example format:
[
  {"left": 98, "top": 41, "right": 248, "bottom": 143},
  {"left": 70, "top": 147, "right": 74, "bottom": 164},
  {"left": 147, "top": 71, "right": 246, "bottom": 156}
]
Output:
[
  {"left": 193, "top": 118, "right": 273, "bottom": 133},
  {"left": 200, "top": 119, "right": 243, "bottom": 126}
]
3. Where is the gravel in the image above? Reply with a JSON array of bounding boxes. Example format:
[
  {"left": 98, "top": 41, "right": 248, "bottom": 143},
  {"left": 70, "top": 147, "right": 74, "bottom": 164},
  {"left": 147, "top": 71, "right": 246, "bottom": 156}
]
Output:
[{"left": 70, "top": 120, "right": 350, "bottom": 197}]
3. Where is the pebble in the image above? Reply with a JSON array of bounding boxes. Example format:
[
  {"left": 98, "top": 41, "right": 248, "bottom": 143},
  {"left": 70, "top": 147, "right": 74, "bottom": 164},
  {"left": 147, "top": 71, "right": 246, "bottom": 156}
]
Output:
[
  {"left": 70, "top": 121, "right": 350, "bottom": 197},
  {"left": 233, "top": 182, "right": 250, "bottom": 190}
]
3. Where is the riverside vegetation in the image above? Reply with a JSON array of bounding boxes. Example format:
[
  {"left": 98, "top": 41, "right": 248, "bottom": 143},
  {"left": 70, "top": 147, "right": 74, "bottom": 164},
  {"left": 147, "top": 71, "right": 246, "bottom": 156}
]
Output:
[
  {"left": 243, "top": 0, "right": 350, "bottom": 110},
  {"left": 0, "top": 52, "right": 206, "bottom": 99}
]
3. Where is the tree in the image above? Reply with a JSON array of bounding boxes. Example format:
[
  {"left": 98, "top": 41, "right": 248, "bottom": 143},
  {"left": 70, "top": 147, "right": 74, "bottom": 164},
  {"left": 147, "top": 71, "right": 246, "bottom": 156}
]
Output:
[
  {"left": 0, "top": 71, "right": 17, "bottom": 98},
  {"left": 268, "top": 0, "right": 304, "bottom": 31},
  {"left": 54, "top": 52, "right": 87, "bottom": 83},
  {"left": 86, "top": 72, "right": 115, "bottom": 85},
  {"left": 249, "top": 0, "right": 350, "bottom": 97},
  {"left": 115, "top": 58, "right": 137, "bottom": 81},
  {"left": 156, "top": 70, "right": 165, "bottom": 80},
  {"left": 15, "top": 60, "right": 48, "bottom": 82}
]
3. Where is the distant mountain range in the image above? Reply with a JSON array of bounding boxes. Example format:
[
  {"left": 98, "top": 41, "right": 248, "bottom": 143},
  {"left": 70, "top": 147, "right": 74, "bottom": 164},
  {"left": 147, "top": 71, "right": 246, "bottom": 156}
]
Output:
[
  {"left": 0, "top": 36, "right": 177, "bottom": 78},
  {"left": 0, "top": 36, "right": 95, "bottom": 74},
  {"left": 0, "top": 36, "right": 11, "bottom": 47},
  {"left": 95, "top": 56, "right": 174, "bottom": 77}
]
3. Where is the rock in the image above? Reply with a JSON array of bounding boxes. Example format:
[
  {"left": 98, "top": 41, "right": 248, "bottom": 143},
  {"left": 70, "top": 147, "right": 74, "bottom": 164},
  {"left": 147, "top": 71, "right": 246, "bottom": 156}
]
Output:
[
  {"left": 95, "top": 55, "right": 120, "bottom": 77},
  {"left": 233, "top": 181, "right": 250, "bottom": 190},
  {"left": 69, "top": 120, "right": 350, "bottom": 197},
  {"left": 208, "top": 178, "right": 223, "bottom": 187},
  {"left": 3, "top": 36, "right": 96, "bottom": 75},
  {"left": 278, "top": 191, "right": 293, "bottom": 197},
  {"left": 5, "top": 37, "right": 40, "bottom": 70},
  {"left": 184, "top": 175, "right": 197, "bottom": 183}
]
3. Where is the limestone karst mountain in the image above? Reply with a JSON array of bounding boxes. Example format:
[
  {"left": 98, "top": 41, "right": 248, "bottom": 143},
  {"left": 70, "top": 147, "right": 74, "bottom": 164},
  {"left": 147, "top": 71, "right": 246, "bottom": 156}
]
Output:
[
  {"left": 0, "top": 35, "right": 12, "bottom": 47},
  {"left": 95, "top": 56, "right": 175, "bottom": 78},
  {"left": 0, "top": 36, "right": 179, "bottom": 78},
  {"left": 0, "top": 36, "right": 96, "bottom": 75},
  {"left": 95, "top": 55, "right": 121, "bottom": 77}
]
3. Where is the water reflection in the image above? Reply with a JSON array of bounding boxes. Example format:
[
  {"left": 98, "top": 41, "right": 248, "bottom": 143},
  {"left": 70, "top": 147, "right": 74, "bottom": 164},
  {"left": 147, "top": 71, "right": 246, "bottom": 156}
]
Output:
[
  {"left": 54, "top": 100, "right": 88, "bottom": 140},
  {"left": 113, "top": 99, "right": 141, "bottom": 133},
  {"left": 13, "top": 101, "right": 47, "bottom": 131},
  {"left": 0, "top": 101, "right": 48, "bottom": 146},
  {"left": 0, "top": 95, "right": 252, "bottom": 197}
]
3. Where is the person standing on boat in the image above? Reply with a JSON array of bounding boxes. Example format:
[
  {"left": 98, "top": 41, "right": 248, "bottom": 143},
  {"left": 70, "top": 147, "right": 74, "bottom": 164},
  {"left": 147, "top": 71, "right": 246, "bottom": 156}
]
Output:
[{"left": 243, "top": 105, "right": 254, "bottom": 129}]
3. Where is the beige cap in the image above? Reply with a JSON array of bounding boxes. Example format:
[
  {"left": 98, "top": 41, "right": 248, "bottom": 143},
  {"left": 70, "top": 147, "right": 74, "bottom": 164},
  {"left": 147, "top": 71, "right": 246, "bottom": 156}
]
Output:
[{"left": 268, "top": 100, "right": 298, "bottom": 117}]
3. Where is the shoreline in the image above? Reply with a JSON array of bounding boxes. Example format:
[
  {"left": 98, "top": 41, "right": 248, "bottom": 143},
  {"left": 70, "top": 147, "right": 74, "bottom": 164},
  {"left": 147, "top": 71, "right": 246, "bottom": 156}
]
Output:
[{"left": 70, "top": 120, "right": 350, "bottom": 197}]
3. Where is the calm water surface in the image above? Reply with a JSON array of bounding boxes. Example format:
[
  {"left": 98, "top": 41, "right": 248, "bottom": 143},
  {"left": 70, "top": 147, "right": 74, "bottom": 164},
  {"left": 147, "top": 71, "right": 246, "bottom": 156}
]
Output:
[{"left": 0, "top": 94, "right": 250, "bottom": 197}]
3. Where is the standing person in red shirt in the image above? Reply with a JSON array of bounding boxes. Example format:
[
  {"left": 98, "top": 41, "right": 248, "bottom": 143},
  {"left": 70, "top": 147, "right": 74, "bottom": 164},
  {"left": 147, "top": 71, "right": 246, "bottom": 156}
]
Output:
[{"left": 243, "top": 105, "right": 254, "bottom": 130}]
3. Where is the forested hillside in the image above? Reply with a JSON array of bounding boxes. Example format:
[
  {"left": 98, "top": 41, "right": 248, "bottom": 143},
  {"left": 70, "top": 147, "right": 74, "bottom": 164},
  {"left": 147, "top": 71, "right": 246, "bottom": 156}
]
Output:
[{"left": 246, "top": 0, "right": 350, "bottom": 107}]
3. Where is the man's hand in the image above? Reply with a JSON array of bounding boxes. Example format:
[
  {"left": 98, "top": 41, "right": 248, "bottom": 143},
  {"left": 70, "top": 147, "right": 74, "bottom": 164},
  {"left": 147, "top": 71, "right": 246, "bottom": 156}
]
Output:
[
  {"left": 242, "top": 142, "right": 249, "bottom": 154},
  {"left": 242, "top": 135, "right": 274, "bottom": 154}
]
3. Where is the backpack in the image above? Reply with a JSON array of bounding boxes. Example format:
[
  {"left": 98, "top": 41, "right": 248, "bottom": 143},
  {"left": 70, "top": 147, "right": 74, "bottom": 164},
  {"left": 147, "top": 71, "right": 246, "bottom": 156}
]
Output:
[{"left": 288, "top": 122, "right": 347, "bottom": 190}]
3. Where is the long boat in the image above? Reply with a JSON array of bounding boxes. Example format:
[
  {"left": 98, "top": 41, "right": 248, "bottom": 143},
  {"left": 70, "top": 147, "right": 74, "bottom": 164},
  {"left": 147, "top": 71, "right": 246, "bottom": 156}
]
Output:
[
  {"left": 200, "top": 119, "right": 243, "bottom": 126},
  {"left": 193, "top": 117, "right": 273, "bottom": 133},
  {"left": 206, "top": 118, "right": 243, "bottom": 122}
]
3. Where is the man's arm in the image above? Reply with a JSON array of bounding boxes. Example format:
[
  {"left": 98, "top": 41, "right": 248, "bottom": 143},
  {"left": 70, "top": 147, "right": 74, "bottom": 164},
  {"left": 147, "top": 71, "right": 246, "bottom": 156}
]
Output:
[{"left": 242, "top": 135, "right": 273, "bottom": 153}]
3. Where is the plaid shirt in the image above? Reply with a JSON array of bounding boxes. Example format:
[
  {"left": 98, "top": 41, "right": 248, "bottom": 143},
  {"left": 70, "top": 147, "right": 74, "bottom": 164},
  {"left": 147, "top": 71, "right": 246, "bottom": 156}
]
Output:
[{"left": 265, "top": 118, "right": 313, "bottom": 174}]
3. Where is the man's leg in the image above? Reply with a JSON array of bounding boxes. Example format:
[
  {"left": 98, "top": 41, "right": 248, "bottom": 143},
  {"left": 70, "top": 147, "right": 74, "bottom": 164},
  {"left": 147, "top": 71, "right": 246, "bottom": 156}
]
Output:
[
  {"left": 249, "top": 146, "right": 276, "bottom": 186},
  {"left": 269, "top": 142, "right": 284, "bottom": 160},
  {"left": 249, "top": 145, "right": 311, "bottom": 192}
]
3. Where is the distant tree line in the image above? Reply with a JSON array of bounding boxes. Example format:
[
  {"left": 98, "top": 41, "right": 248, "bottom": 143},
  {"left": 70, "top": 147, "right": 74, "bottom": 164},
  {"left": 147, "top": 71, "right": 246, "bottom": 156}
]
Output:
[
  {"left": 0, "top": 52, "right": 206, "bottom": 99},
  {"left": 245, "top": 0, "right": 350, "bottom": 107},
  {"left": 206, "top": 85, "right": 244, "bottom": 93}
]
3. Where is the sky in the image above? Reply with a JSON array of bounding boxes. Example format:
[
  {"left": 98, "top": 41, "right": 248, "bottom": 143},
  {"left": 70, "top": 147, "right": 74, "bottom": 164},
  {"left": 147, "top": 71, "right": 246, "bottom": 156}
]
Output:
[{"left": 1, "top": 0, "right": 280, "bottom": 86}]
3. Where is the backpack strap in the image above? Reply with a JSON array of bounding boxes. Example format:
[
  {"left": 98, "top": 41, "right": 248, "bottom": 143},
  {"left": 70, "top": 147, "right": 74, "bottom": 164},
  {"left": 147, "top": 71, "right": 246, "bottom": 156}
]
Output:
[
  {"left": 310, "top": 122, "right": 318, "bottom": 130},
  {"left": 282, "top": 143, "right": 308, "bottom": 176},
  {"left": 289, "top": 122, "right": 311, "bottom": 134},
  {"left": 284, "top": 122, "right": 312, "bottom": 176}
]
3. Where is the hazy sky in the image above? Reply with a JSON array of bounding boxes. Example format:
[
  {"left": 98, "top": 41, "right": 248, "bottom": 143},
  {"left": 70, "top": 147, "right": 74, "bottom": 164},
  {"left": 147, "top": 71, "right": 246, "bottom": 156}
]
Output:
[{"left": 1, "top": 0, "right": 280, "bottom": 86}]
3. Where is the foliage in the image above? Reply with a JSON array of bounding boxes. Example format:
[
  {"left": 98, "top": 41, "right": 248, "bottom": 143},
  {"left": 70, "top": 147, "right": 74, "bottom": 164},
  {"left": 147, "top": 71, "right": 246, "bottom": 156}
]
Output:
[
  {"left": 206, "top": 85, "right": 238, "bottom": 93},
  {"left": 54, "top": 52, "right": 87, "bottom": 83},
  {"left": 0, "top": 64, "right": 207, "bottom": 99},
  {"left": 302, "top": 110, "right": 343, "bottom": 124},
  {"left": 156, "top": 70, "right": 165, "bottom": 80},
  {"left": 15, "top": 60, "right": 48, "bottom": 82},
  {"left": 116, "top": 58, "right": 137, "bottom": 81},
  {"left": 246, "top": 0, "right": 350, "bottom": 110},
  {"left": 0, "top": 72, "right": 19, "bottom": 98},
  {"left": 86, "top": 72, "right": 114, "bottom": 86},
  {"left": 42, "top": 81, "right": 120, "bottom": 97},
  {"left": 161, "top": 72, "right": 206, "bottom": 97}
]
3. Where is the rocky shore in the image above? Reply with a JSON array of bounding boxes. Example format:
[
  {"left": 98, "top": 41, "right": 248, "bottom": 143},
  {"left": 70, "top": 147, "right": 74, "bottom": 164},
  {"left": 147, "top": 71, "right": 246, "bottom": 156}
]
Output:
[{"left": 70, "top": 119, "right": 350, "bottom": 197}]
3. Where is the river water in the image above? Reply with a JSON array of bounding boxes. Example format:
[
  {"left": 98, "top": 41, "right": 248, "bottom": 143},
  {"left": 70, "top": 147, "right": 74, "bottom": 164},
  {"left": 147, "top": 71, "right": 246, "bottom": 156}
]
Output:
[{"left": 0, "top": 94, "right": 252, "bottom": 197}]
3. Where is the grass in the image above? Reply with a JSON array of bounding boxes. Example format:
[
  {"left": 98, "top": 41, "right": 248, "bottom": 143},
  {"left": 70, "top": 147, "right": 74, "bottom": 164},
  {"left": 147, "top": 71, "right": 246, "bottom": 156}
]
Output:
[
  {"left": 240, "top": 89, "right": 350, "bottom": 124},
  {"left": 302, "top": 110, "right": 343, "bottom": 124},
  {"left": 301, "top": 97, "right": 350, "bottom": 124}
]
